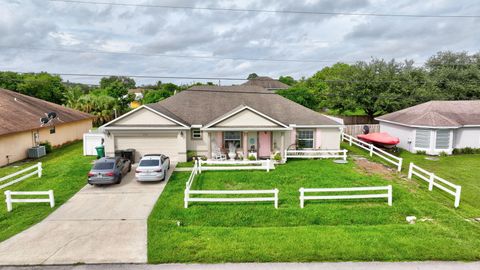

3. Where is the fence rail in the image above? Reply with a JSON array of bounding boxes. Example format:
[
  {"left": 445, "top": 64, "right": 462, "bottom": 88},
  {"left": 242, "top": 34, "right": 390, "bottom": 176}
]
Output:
[
  {"left": 198, "top": 159, "right": 270, "bottom": 172},
  {"left": 408, "top": 162, "right": 461, "bottom": 208},
  {"left": 4, "top": 190, "right": 54, "bottom": 212},
  {"left": 184, "top": 160, "right": 278, "bottom": 208},
  {"left": 341, "top": 133, "right": 403, "bottom": 171},
  {"left": 344, "top": 124, "right": 380, "bottom": 136},
  {"left": 0, "top": 162, "right": 42, "bottom": 190},
  {"left": 284, "top": 149, "right": 347, "bottom": 161},
  {"left": 299, "top": 185, "right": 392, "bottom": 208}
]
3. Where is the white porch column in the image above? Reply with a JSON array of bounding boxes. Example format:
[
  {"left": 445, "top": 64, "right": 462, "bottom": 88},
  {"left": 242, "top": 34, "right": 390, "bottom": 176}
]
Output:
[
  {"left": 208, "top": 132, "right": 212, "bottom": 159},
  {"left": 280, "top": 132, "right": 285, "bottom": 157},
  {"left": 243, "top": 132, "right": 248, "bottom": 159}
]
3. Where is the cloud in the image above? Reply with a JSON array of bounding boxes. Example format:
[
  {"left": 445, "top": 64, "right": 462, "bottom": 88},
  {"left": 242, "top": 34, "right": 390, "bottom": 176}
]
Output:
[{"left": 0, "top": 0, "right": 478, "bottom": 85}]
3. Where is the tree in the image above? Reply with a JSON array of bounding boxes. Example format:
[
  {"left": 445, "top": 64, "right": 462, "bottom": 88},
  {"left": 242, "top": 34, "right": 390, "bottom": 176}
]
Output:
[
  {"left": 247, "top": 73, "right": 258, "bottom": 80},
  {"left": 278, "top": 76, "right": 296, "bottom": 86},
  {"left": 0, "top": 71, "right": 22, "bottom": 91},
  {"left": 100, "top": 76, "right": 136, "bottom": 90},
  {"left": 142, "top": 89, "right": 172, "bottom": 104},
  {"left": 277, "top": 85, "right": 321, "bottom": 110},
  {"left": 63, "top": 86, "right": 84, "bottom": 108},
  {"left": 75, "top": 94, "right": 119, "bottom": 125},
  {"left": 16, "top": 72, "right": 65, "bottom": 104}
]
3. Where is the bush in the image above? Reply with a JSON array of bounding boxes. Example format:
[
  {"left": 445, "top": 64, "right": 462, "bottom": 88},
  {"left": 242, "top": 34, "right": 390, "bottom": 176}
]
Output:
[
  {"left": 187, "top": 150, "right": 197, "bottom": 162},
  {"left": 248, "top": 154, "right": 256, "bottom": 161},
  {"left": 416, "top": 150, "right": 426, "bottom": 155},
  {"left": 40, "top": 141, "right": 52, "bottom": 154},
  {"left": 273, "top": 152, "right": 282, "bottom": 161},
  {"left": 452, "top": 147, "right": 480, "bottom": 155},
  {"left": 439, "top": 151, "right": 448, "bottom": 157}
]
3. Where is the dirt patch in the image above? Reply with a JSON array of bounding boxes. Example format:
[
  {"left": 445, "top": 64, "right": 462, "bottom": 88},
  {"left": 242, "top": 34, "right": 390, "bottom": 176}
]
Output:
[{"left": 353, "top": 157, "right": 396, "bottom": 180}]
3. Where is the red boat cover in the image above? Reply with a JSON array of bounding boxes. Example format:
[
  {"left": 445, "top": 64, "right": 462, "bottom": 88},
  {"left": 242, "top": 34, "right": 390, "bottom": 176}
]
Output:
[{"left": 357, "top": 132, "right": 400, "bottom": 146}]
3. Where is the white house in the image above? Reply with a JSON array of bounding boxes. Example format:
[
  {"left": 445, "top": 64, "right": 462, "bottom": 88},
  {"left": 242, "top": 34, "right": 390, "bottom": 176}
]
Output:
[{"left": 376, "top": 100, "right": 480, "bottom": 155}]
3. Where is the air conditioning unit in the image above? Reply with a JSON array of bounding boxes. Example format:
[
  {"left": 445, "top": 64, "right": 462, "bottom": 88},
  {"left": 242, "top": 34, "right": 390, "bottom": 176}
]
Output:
[{"left": 27, "top": 146, "right": 46, "bottom": 158}]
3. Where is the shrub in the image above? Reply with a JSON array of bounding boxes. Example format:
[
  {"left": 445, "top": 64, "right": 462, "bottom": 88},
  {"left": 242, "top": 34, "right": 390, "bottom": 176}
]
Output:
[
  {"left": 40, "top": 141, "right": 52, "bottom": 154},
  {"left": 248, "top": 154, "right": 256, "bottom": 161},
  {"left": 439, "top": 151, "right": 448, "bottom": 157},
  {"left": 187, "top": 150, "right": 197, "bottom": 162},
  {"left": 273, "top": 152, "right": 282, "bottom": 161},
  {"left": 416, "top": 150, "right": 426, "bottom": 155},
  {"left": 452, "top": 147, "right": 480, "bottom": 155}
]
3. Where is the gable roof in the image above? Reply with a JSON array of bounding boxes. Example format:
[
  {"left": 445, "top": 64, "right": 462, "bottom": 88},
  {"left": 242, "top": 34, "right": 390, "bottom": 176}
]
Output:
[
  {"left": 376, "top": 100, "right": 480, "bottom": 128},
  {"left": 241, "top": 76, "right": 290, "bottom": 90},
  {"left": 204, "top": 105, "right": 289, "bottom": 129},
  {"left": 0, "top": 88, "right": 94, "bottom": 136},
  {"left": 146, "top": 85, "right": 340, "bottom": 127}
]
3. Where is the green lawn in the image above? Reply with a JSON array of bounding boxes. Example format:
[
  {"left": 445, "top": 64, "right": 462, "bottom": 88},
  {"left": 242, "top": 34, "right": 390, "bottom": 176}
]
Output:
[
  {"left": 0, "top": 141, "right": 95, "bottom": 242},
  {"left": 148, "top": 158, "right": 480, "bottom": 263},
  {"left": 342, "top": 143, "right": 480, "bottom": 217}
]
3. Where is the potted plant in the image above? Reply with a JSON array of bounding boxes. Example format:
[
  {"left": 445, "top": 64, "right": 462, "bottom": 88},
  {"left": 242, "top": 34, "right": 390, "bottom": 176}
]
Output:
[{"left": 228, "top": 142, "right": 237, "bottom": 160}]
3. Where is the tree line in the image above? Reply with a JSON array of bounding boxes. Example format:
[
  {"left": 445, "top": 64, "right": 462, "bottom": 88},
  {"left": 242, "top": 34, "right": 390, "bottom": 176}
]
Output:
[{"left": 276, "top": 51, "right": 480, "bottom": 119}]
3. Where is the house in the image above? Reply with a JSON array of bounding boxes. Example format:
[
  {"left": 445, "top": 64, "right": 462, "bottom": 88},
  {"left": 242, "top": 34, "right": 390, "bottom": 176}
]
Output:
[
  {"left": 101, "top": 85, "right": 342, "bottom": 162},
  {"left": 128, "top": 88, "right": 144, "bottom": 109},
  {"left": 0, "top": 89, "right": 94, "bottom": 166},
  {"left": 376, "top": 100, "right": 480, "bottom": 155},
  {"left": 241, "top": 76, "right": 290, "bottom": 91}
]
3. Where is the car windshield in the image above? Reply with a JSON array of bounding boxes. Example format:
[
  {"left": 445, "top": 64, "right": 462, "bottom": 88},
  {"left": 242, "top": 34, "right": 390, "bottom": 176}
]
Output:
[
  {"left": 139, "top": 160, "right": 160, "bottom": 167},
  {"left": 93, "top": 162, "right": 114, "bottom": 170}
]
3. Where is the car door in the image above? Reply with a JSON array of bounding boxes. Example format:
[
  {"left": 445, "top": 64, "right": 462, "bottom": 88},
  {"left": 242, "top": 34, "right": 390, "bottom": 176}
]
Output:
[
  {"left": 116, "top": 159, "right": 125, "bottom": 176},
  {"left": 162, "top": 155, "right": 169, "bottom": 172}
]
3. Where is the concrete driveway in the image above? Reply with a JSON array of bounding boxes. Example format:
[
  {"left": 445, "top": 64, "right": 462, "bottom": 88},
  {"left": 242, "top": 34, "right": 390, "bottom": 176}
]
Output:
[{"left": 0, "top": 163, "right": 176, "bottom": 265}]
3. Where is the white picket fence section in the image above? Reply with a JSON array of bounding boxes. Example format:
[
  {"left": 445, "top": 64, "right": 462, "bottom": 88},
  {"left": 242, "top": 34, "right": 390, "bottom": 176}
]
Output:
[
  {"left": 4, "top": 190, "right": 55, "bottom": 212},
  {"left": 284, "top": 149, "right": 347, "bottom": 161},
  {"left": 198, "top": 159, "right": 271, "bottom": 172},
  {"left": 408, "top": 162, "right": 462, "bottom": 208},
  {"left": 299, "top": 185, "right": 392, "bottom": 208},
  {"left": 184, "top": 160, "right": 278, "bottom": 208},
  {"left": 341, "top": 133, "right": 403, "bottom": 171},
  {"left": 0, "top": 162, "right": 42, "bottom": 190}
]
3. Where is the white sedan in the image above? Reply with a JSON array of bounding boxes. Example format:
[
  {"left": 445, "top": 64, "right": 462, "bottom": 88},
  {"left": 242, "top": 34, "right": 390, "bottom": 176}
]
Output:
[{"left": 135, "top": 154, "right": 170, "bottom": 182}]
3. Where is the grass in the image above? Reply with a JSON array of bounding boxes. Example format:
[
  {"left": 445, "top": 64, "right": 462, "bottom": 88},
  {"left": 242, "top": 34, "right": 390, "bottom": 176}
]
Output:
[
  {"left": 0, "top": 141, "right": 95, "bottom": 242},
  {"left": 342, "top": 142, "right": 480, "bottom": 217},
  {"left": 148, "top": 158, "right": 480, "bottom": 263}
]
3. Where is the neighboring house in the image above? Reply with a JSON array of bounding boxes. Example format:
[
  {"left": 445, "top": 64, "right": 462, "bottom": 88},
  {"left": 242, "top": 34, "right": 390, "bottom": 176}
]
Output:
[
  {"left": 0, "top": 89, "right": 94, "bottom": 166},
  {"left": 242, "top": 76, "right": 290, "bottom": 92},
  {"left": 376, "top": 100, "right": 480, "bottom": 155},
  {"left": 101, "top": 85, "right": 342, "bottom": 162},
  {"left": 128, "top": 88, "right": 144, "bottom": 109}
]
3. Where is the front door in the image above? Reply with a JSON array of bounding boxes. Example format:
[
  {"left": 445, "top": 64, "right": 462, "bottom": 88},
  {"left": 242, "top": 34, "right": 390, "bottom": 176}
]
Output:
[{"left": 258, "top": 131, "right": 271, "bottom": 158}]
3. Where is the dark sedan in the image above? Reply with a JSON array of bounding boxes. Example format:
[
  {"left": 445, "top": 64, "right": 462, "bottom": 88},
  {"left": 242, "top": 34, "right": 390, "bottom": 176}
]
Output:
[{"left": 88, "top": 157, "right": 131, "bottom": 185}]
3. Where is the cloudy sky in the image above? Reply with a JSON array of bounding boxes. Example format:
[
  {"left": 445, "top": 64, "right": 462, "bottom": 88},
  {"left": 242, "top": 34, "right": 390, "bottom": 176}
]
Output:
[{"left": 0, "top": 0, "right": 479, "bottom": 85}]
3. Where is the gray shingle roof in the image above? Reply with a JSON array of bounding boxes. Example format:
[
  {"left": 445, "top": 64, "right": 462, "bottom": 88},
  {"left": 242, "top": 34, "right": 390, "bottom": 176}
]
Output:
[
  {"left": 0, "top": 88, "right": 94, "bottom": 136},
  {"left": 146, "top": 85, "right": 339, "bottom": 126},
  {"left": 376, "top": 100, "right": 480, "bottom": 127}
]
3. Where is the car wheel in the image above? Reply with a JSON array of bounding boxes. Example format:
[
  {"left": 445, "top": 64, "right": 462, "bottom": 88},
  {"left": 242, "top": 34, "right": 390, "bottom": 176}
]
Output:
[{"left": 116, "top": 174, "right": 122, "bottom": 184}]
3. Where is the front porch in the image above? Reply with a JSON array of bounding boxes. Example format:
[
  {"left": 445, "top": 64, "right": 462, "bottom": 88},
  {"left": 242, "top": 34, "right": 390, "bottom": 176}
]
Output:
[{"left": 205, "top": 130, "right": 289, "bottom": 160}]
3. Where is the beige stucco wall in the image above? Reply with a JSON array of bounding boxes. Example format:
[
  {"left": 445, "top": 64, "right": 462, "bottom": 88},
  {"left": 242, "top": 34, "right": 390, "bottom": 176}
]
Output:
[
  {"left": 216, "top": 110, "right": 279, "bottom": 127},
  {"left": 114, "top": 108, "right": 177, "bottom": 126},
  {"left": 0, "top": 119, "right": 92, "bottom": 167},
  {"left": 186, "top": 130, "right": 210, "bottom": 156},
  {"left": 317, "top": 128, "right": 341, "bottom": 150}
]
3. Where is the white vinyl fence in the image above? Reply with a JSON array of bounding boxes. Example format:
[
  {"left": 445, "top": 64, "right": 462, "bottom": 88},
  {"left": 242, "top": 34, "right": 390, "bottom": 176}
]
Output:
[
  {"left": 299, "top": 185, "right": 392, "bottom": 208},
  {"left": 284, "top": 149, "right": 347, "bottom": 161},
  {"left": 198, "top": 159, "right": 271, "bottom": 172},
  {"left": 342, "top": 133, "right": 403, "bottom": 171},
  {"left": 184, "top": 160, "right": 279, "bottom": 208},
  {"left": 4, "top": 190, "right": 55, "bottom": 212},
  {"left": 408, "top": 163, "right": 462, "bottom": 208},
  {"left": 0, "top": 162, "right": 42, "bottom": 190}
]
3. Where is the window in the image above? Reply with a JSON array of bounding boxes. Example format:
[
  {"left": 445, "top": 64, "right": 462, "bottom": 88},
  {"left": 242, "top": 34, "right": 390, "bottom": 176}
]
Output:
[
  {"left": 93, "top": 162, "right": 114, "bottom": 170},
  {"left": 49, "top": 127, "right": 56, "bottom": 134},
  {"left": 415, "top": 129, "right": 430, "bottom": 148},
  {"left": 139, "top": 159, "right": 160, "bottom": 167},
  {"left": 435, "top": 130, "right": 451, "bottom": 149},
  {"left": 224, "top": 131, "right": 241, "bottom": 148},
  {"left": 297, "top": 129, "right": 314, "bottom": 149},
  {"left": 191, "top": 128, "right": 202, "bottom": 139}
]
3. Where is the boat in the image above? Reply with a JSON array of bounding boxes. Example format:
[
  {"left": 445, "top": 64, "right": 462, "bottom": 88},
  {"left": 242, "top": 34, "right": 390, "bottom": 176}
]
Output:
[{"left": 357, "top": 132, "right": 400, "bottom": 148}]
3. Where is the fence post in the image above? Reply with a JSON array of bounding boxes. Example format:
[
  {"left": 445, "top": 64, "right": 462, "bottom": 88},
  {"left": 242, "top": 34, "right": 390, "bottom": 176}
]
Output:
[
  {"left": 274, "top": 188, "right": 279, "bottom": 209},
  {"left": 408, "top": 162, "right": 413, "bottom": 179},
  {"left": 342, "top": 150, "right": 347, "bottom": 161},
  {"left": 369, "top": 144, "right": 374, "bottom": 157},
  {"left": 184, "top": 189, "right": 189, "bottom": 208},
  {"left": 5, "top": 190, "right": 12, "bottom": 212},
  {"left": 349, "top": 135, "right": 352, "bottom": 146},
  {"left": 299, "top": 188, "right": 304, "bottom": 208},
  {"left": 48, "top": 190, "right": 55, "bottom": 208},
  {"left": 387, "top": 185, "right": 392, "bottom": 206},
  {"left": 454, "top": 186, "right": 461, "bottom": 208},
  {"left": 266, "top": 159, "right": 270, "bottom": 172},
  {"left": 196, "top": 159, "right": 201, "bottom": 174},
  {"left": 284, "top": 149, "right": 287, "bottom": 162},
  {"left": 397, "top": 158, "right": 403, "bottom": 172},
  {"left": 428, "top": 173, "right": 435, "bottom": 191},
  {"left": 38, "top": 162, "right": 42, "bottom": 177}
]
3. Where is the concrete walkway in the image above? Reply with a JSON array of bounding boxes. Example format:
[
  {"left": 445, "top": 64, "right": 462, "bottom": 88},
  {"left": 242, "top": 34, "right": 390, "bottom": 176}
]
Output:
[
  {"left": 1, "top": 262, "right": 479, "bottom": 270},
  {"left": 0, "top": 164, "right": 175, "bottom": 265}
]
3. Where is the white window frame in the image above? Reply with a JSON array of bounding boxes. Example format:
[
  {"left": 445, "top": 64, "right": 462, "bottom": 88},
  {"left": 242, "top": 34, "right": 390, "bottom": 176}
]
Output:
[
  {"left": 191, "top": 128, "right": 202, "bottom": 140},
  {"left": 296, "top": 129, "right": 315, "bottom": 149},
  {"left": 224, "top": 131, "right": 242, "bottom": 148},
  {"left": 414, "top": 129, "right": 454, "bottom": 154}
]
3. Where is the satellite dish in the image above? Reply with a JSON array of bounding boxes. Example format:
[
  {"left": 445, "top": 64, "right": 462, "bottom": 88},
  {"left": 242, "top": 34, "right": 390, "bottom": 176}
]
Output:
[
  {"left": 47, "top": 112, "right": 57, "bottom": 120},
  {"left": 363, "top": 125, "right": 370, "bottom": 134},
  {"left": 40, "top": 117, "right": 50, "bottom": 126}
]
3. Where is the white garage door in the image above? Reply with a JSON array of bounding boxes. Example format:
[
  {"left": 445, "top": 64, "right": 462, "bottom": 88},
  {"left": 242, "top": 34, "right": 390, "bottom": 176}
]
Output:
[{"left": 115, "top": 135, "right": 181, "bottom": 162}]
